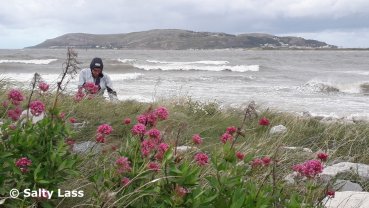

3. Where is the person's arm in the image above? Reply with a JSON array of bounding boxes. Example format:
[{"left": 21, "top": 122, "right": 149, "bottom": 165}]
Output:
[{"left": 105, "top": 74, "right": 118, "bottom": 99}]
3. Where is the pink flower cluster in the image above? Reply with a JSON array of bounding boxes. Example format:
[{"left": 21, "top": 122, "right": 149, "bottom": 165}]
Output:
[
  {"left": 123, "top": 118, "right": 131, "bottom": 125},
  {"left": 259, "top": 117, "right": 270, "bottom": 126},
  {"left": 251, "top": 156, "right": 272, "bottom": 168},
  {"left": 116, "top": 156, "right": 132, "bottom": 173},
  {"left": 317, "top": 152, "right": 329, "bottom": 162},
  {"left": 66, "top": 138, "right": 76, "bottom": 148},
  {"left": 220, "top": 133, "right": 233, "bottom": 144},
  {"left": 236, "top": 152, "right": 245, "bottom": 160},
  {"left": 7, "top": 107, "right": 22, "bottom": 121},
  {"left": 175, "top": 185, "right": 188, "bottom": 198},
  {"left": 194, "top": 152, "right": 209, "bottom": 166},
  {"left": 155, "top": 143, "right": 170, "bottom": 160},
  {"left": 192, "top": 134, "right": 203, "bottom": 145},
  {"left": 83, "top": 82, "right": 99, "bottom": 94},
  {"left": 135, "top": 106, "right": 169, "bottom": 127},
  {"left": 226, "top": 126, "right": 237, "bottom": 134},
  {"left": 15, "top": 157, "right": 32, "bottom": 173},
  {"left": 29, "top": 100, "right": 45, "bottom": 116},
  {"left": 96, "top": 124, "right": 113, "bottom": 143},
  {"left": 146, "top": 128, "right": 161, "bottom": 140},
  {"left": 121, "top": 177, "right": 131, "bottom": 187},
  {"left": 148, "top": 162, "right": 160, "bottom": 172},
  {"left": 38, "top": 82, "right": 49, "bottom": 92},
  {"left": 8, "top": 89, "right": 24, "bottom": 105},
  {"left": 154, "top": 107, "right": 169, "bottom": 120},
  {"left": 292, "top": 159, "right": 323, "bottom": 178},
  {"left": 74, "top": 90, "right": 85, "bottom": 102},
  {"left": 131, "top": 124, "right": 146, "bottom": 136}
]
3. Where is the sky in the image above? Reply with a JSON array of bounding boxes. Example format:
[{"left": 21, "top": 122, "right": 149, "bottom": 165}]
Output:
[{"left": 1, "top": 0, "right": 369, "bottom": 49}]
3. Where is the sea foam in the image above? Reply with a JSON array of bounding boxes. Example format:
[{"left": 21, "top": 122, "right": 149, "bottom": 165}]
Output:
[{"left": 0, "top": 59, "right": 57, "bottom": 64}]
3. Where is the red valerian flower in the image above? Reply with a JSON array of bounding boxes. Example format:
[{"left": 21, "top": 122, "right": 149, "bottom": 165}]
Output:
[
  {"left": 38, "top": 82, "right": 49, "bottom": 92},
  {"left": 194, "top": 152, "right": 209, "bottom": 166},
  {"left": 326, "top": 190, "right": 335, "bottom": 198},
  {"left": 123, "top": 118, "right": 131, "bottom": 125},
  {"left": 192, "top": 134, "right": 203, "bottom": 145},
  {"left": 259, "top": 117, "right": 270, "bottom": 126},
  {"left": 236, "top": 152, "right": 245, "bottom": 160},
  {"left": 317, "top": 152, "right": 329, "bottom": 162},
  {"left": 29, "top": 100, "right": 45, "bottom": 116}
]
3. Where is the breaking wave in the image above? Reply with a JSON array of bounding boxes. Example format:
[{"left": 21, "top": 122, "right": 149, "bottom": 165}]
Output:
[
  {"left": 300, "top": 79, "right": 369, "bottom": 94},
  {"left": 0, "top": 59, "right": 57, "bottom": 64}
]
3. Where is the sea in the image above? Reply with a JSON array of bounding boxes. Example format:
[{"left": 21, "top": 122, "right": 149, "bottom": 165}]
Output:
[{"left": 0, "top": 49, "right": 368, "bottom": 120}]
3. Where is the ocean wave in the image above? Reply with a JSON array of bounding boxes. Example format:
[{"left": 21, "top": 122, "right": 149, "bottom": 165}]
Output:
[
  {"left": 133, "top": 63, "right": 259, "bottom": 72},
  {"left": 0, "top": 59, "right": 57, "bottom": 64},
  {"left": 117, "top": 58, "right": 136, "bottom": 64},
  {"left": 146, "top": 60, "right": 230, "bottom": 65},
  {"left": 109, "top": 73, "right": 143, "bottom": 81},
  {"left": 2, "top": 73, "right": 61, "bottom": 82},
  {"left": 342, "top": 70, "right": 369, "bottom": 76},
  {"left": 300, "top": 79, "right": 369, "bottom": 94}
]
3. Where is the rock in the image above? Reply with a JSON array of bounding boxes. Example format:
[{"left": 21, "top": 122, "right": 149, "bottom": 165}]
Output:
[
  {"left": 20, "top": 110, "right": 45, "bottom": 124},
  {"left": 72, "top": 122, "right": 87, "bottom": 130},
  {"left": 334, "top": 180, "right": 363, "bottom": 192},
  {"left": 322, "top": 162, "right": 369, "bottom": 180},
  {"left": 283, "top": 146, "right": 313, "bottom": 153},
  {"left": 269, "top": 125, "right": 287, "bottom": 135},
  {"left": 284, "top": 172, "right": 299, "bottom": 184},
  {"left": 322, "top": 191, "right": 369, "bottom": 208},
  {"left": 73, "top": 141, "right": 101, "bottom": 154},
  {"left": 175, "top": 146, "right": 199, "bottom": 154}
]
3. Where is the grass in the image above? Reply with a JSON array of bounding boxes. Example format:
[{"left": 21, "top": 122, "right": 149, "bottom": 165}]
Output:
[{"left": 1, "top": 82, "right": 369, "bottom": 207}]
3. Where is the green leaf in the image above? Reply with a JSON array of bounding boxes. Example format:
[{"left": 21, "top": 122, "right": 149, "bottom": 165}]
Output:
[{"left": 230, "top": 189, "right": 246, "bottom": 208}]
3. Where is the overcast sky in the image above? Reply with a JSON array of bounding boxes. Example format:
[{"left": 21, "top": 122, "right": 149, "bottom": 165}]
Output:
[{"left": 1, "top": 0, "right": 369, "bottom": 49}]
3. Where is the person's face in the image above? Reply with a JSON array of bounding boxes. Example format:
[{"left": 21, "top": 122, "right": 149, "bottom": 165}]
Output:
[{"left": 92, "top": 67, "right": 102, "bottom": 78}]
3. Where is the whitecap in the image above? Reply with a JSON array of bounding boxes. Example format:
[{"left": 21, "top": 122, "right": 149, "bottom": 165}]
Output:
[
  {"left": 133, "top": 64, "right": 259, "bottom": 72},
  {"left": 109, "top": 73, "right": 143, "bottom": 81},
  {"left": 0, "top": 59, "right": 57, "bottom": 64},
  {"left": 146, "top": 59, "right": 229, "bottom": 65},
  {"left": 117, "top": 58, "right": 136, "bottom": 64}
]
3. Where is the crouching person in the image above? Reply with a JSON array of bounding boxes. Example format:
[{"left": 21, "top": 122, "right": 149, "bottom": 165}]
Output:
[{"left": 78, "top": 57, "right": 118, "bottom": 101}]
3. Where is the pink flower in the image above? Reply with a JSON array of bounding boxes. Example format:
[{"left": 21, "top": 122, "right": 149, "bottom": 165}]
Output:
[
  {"left": 59, "top": 112, "right": 65, "bottom": 119},
  {"left": 7, "top": 107, "right": 22, "bottom": 121},
  {"left": 141, "top": 139, "right": 155, "bottom": 157},
  {"left": 148, "top": 162, "right": 160, "bottom": 172},
  {"left": 123, "top": 118, "right": 131, "bottom": 125},
  {"left": 66, "top": 138, "right": 76, "bottom": 147},
  {"left": 292, "top": 159, "right": 323, "bottom": 178},
  {"left": 8, "top": 89, "right": 24, "bottom": 105},
  {"left": 192, "top": 134, "right": 203, "bottom": 145},
  {"left": 326, "top": 190, "right": 335, "bottom": 198},
  {"left": 220, "top": 133, "right": 233, "bottom": 144},
  {"left": 236, "top": 152, "right": 245, "bottom": 160},
  {"left": 74, "top": 90, "right": 85, "bottom": 102},
  {"left": 83, "top": 82, "right": 99, "bottom": 94},
  {"left": 251, "top": 158, "right": 264, "bottom": 168},
  {"left": 317, "top": 152, "right": 329, "bottom": 162},
  {"left": 69, "top": 117, "right": 76, "bottom": 123},
  {"left": 97, "top": 124, "right": 113, "bottom": 135},
  {"left": 15, "top": 157, "right": 32, "bottom": 173},
  {"left": 158, "top": 143, "right": 169, "bottom": 153},
  {"left": 121, "top": 177, "right": 131, "bottom": 187},
  {"left": 146, "top": 128, "right": 161, "bottom": 139},
  {"left": 146, "top": 113, "right": 157, "bottom": 126},
  {"left": 116, "top": 156, "right": 132, "bottom": 173},
  {"left": 175, "top": 185, "right": 188, "bottom": 198},
  {"left": 259, "top": 117, "right": 270, "bottom": 126},
  {"left": 131, "top": 124, "right": 146, "bottom": 135},
  {"left": 2, "top": 101, "right": 9, "bottom": 108},
  {"left": 38, "top": 82, "right": 49, "bottom": 92},
  {"left": 96, "top": 134, "right": 105, "bottom": 143},
  {"left": 154, "top": 106, "right": 169, "bottom": 120},
  {"left": 194, "top": 153, "right": 209, "bottom": 166},
  {"left": 137, "top": 115, "right": 147, "bottom": 124},
  {"left": 226, "top": 126, "right": 237, "bottom": 135},
  {"left": 261, "top": 156, "right": 272, "bottom": 166},
  {"left": 29, "top": 100, "right": 45, "bottom": 116}
]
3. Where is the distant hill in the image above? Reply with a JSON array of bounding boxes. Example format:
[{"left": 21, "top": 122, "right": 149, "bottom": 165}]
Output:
[{"left": 28, "top": 29, "right": 336, "bottom": 49}]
